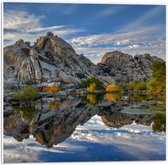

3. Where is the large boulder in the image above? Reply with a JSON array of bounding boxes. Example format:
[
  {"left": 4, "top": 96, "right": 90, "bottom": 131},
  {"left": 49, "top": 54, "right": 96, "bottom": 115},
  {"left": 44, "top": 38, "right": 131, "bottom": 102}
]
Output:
[{"left": 99, "top": 51, "right": 164, "bottom": 83}]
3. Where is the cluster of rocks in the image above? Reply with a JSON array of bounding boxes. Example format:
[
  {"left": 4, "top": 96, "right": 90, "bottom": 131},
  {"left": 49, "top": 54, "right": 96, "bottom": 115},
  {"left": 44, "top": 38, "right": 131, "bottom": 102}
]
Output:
[
  {"left": 4, "top": 32, "right": 164, "bottom": 88},
  {"left": 4, "top": 32, "right": 98, "bottom": 88},
  {"left": 98, "top": 51, "right": 164, "bottom": 83}
]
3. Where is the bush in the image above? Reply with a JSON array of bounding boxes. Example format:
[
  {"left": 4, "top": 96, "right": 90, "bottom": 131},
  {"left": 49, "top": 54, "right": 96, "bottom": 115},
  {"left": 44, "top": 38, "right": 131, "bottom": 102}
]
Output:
[
  {"left": 42, "top": 85, "right": 60, "bottom": 93},
  {"left": 147, "top": 61, "right": 166, "bottom": 95},
  {"left": 127, "top": 81, "right": 147, "bottom": 91},
  {"left": 134, "top": 81, "right": 147, "bottom": 91},
  {"left": 12, "top": 86, "right": 40, "bottom": 101},
  {"left": 81, "top": 77, "right": 105, "bottom": 92},
  {"left": 127, "top": 81, "right": 136, "bottom": 90},
  {"left": 86, "top": 83, "right": 96, "bottom": 92},
  {"left": 106, "top": 82, "right": 119, "bottom": 92}
]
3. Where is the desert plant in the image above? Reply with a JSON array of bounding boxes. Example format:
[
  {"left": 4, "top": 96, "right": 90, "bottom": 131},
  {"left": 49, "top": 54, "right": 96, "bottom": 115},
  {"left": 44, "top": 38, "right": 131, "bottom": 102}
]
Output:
[
  {"left": 42, "top": 85, "right": 60, "bottom": 93},
  {"left": 81, "top": 77, "right": 105, "bottom": 92},
  {"left": 106, "top": 82, "right": 119, "bottom": 92},
  {"left": 146, "top": 61, "right": 166, "bottom": 95},
  {"left": 12, "top": 86, "right": 40, "bottom": 101},
  {"left": 86, "top": 83, "right": 96, "bottom": 92},
  {"left": 134, "top": 81, "right": 147, "bottom": 91}
]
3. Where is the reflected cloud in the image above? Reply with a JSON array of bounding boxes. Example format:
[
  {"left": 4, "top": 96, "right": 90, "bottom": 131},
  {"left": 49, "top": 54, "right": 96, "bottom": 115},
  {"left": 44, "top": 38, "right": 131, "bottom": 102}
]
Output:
[{"left": 4, "top": 94, "right": 166, "bottom": 149}]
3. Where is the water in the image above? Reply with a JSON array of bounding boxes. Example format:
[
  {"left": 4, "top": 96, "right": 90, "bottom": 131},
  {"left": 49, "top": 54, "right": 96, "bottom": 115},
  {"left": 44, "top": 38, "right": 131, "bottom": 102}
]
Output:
[{"left": 3, "top": 93, "right": 166, "bottom": 162}]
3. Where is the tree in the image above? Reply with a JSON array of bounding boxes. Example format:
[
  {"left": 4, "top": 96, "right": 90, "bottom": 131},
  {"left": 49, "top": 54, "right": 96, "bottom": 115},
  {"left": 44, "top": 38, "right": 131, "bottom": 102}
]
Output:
[
  {"left": 147, "top": 61, "right": 166, "bottom": 95},
  {"left": 81, "top": 77, "right": 105, "bottom": 92}
]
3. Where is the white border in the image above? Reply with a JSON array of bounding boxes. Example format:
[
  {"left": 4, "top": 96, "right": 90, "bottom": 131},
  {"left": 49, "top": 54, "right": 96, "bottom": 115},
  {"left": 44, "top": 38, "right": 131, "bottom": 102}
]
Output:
[{"left": 0, "top": 0, "right": 167, "bottom": 165}]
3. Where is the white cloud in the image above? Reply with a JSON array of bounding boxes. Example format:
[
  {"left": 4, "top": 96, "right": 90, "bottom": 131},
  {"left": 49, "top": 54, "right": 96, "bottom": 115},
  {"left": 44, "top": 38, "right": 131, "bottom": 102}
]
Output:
[
  {"left": 128, "top": 44, "right": 139, "bottom": 49},
  {"left": 70, "top": 25, "right": 162, "bottom": 47},
  {"left": 4, "top": 7, "right": 165, "bottom": 64},
  {"left": 3, "top": 115, "right": 166, "bottom": 162},
  {"left": 4, "top": 9, "right": 85, "bottom": 46},
  {"left": 4, "top": 10, "right": 43, "bottom": 32},
  {"left": 27, "top": 25, "right": 66, "bottom": 33},
  {"left": 72, "top": 36, "right": 165, "bottom": 64},
  {"left": 95, "top": 6, "right": 127, "bottom": 19}
]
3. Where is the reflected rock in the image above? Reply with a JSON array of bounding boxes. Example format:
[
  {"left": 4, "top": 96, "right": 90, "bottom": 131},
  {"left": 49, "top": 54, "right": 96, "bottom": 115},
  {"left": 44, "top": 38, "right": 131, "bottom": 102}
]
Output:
[
  {"left": 4, "top": 112, "right": 29, "bottom": 141},
  {"left": 30, "top": 103, "right": 98, "bottom": 148},
  {"left": 101, "top": 110, "right": 154, "bottom": 128},
  {"left": 4, "top": 97, "right": 163, "bottom": 149}
]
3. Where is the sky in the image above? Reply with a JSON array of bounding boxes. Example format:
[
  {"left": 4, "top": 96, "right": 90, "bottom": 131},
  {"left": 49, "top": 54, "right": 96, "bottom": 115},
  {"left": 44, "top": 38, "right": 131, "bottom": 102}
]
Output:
[
  {"left": 3, "top": 115, "right": 166, "bottom": 162},
  {"left": 4, "top": 3, "right": 166, "bottom": 64}
]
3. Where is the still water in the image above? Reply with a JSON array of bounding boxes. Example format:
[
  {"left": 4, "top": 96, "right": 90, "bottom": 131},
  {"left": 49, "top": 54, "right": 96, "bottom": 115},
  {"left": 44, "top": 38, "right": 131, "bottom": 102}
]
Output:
[{"left": 3, "top": 93, "right": 166, "bottom": 162}]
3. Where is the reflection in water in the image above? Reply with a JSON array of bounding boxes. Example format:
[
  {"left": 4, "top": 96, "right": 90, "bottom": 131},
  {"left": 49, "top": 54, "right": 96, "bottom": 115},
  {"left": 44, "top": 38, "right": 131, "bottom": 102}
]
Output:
[
  {"left": 4, "top": 94, "right": 166, "bottom": 148},
  {"left": 152, "top": 114, "right": 166, "bottom": 132},
  {"left": 84, "top": 94, "right": 104, "bottom": 105},
  {"left": 47, "top": 100, "right": 61, "bottom": 110},
  {"left": 106, "top": 93, "right": 116, "bottom": 102}
]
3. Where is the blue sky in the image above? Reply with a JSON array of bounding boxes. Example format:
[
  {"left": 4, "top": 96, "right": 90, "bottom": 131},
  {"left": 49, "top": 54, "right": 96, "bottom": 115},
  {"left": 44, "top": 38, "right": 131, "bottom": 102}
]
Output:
[{"left": 4, "top": 3, "right": 166, "bottom": 63}]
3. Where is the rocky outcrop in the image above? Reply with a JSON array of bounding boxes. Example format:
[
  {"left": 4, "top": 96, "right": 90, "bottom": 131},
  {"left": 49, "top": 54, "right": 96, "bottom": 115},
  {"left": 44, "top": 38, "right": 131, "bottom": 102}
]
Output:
[
  {"left": 99, "top": 51, "right": 164, "bottom": 83},
  {"left": 4, "top": 33, "right": 164, "bottom": 86},
  {"left": 4, "top": 32, "right": 98, "bottom": 86}
]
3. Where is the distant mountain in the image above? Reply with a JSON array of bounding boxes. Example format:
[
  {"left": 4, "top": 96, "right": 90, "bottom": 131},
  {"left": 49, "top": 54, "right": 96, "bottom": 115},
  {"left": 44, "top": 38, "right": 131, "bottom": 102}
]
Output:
[{"left": 4, "top": 32, "right": 164, "bottom": 86}]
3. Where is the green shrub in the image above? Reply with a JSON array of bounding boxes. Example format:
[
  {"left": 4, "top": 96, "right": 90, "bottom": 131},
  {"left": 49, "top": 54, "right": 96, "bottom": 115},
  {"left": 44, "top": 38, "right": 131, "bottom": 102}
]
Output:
[
  {"left": 147, "top": 61, "right": 166, "bottom": 95},
  {"left": 81, "top": 77, "right": 105, "bottom": 91},
  {"left": 127, "top": 81, "right": 136, "bottom": 90},
  {"left": 134, "top": 81, "right": 147, "bottom": 91},
  {"left": 12, "top": 86, "right": 40, "bottom": 101},
  {"left": 127, "top": 81, "right": 147, "bottom": 91}
]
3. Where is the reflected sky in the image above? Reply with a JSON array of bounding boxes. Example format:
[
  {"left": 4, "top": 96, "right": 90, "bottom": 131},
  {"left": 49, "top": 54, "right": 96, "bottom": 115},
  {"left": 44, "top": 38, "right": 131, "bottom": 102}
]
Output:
[
  {"left": 4, "top": 115, "right": 166, "bottom": 162},
  {"left": 3, "top": 94, "right": 166, "bottom": 162}
]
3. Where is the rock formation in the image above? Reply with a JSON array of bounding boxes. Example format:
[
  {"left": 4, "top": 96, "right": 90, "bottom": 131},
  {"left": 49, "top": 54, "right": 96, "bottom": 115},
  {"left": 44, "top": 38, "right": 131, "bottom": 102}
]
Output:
[
  {"left": 98, "top": 51, "right": 164, "bottom": 83},
  {"left": 4, "top": 32, "right": 164, "bottom": 86},
  {"left": 4, "top": 32, "right": 98, "bottom": 86}
]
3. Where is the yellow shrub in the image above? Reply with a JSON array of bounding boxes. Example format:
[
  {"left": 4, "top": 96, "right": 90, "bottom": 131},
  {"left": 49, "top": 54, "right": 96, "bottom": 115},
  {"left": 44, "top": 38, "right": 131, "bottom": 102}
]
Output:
[
  {"left": 86, "top": 83, "right": 96, "bottom": 92},
  {"left": 106, "top": 93, "right": 116, "bottom": 102},
  {"left": 106, "top": 83, "right": 118, "bottom": 92},
  {"left": 42, "top": 85, "right": 60, "bottom": 93},
  {"left": 86, "top": 94, "right": 97, "bottom": 105}
]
